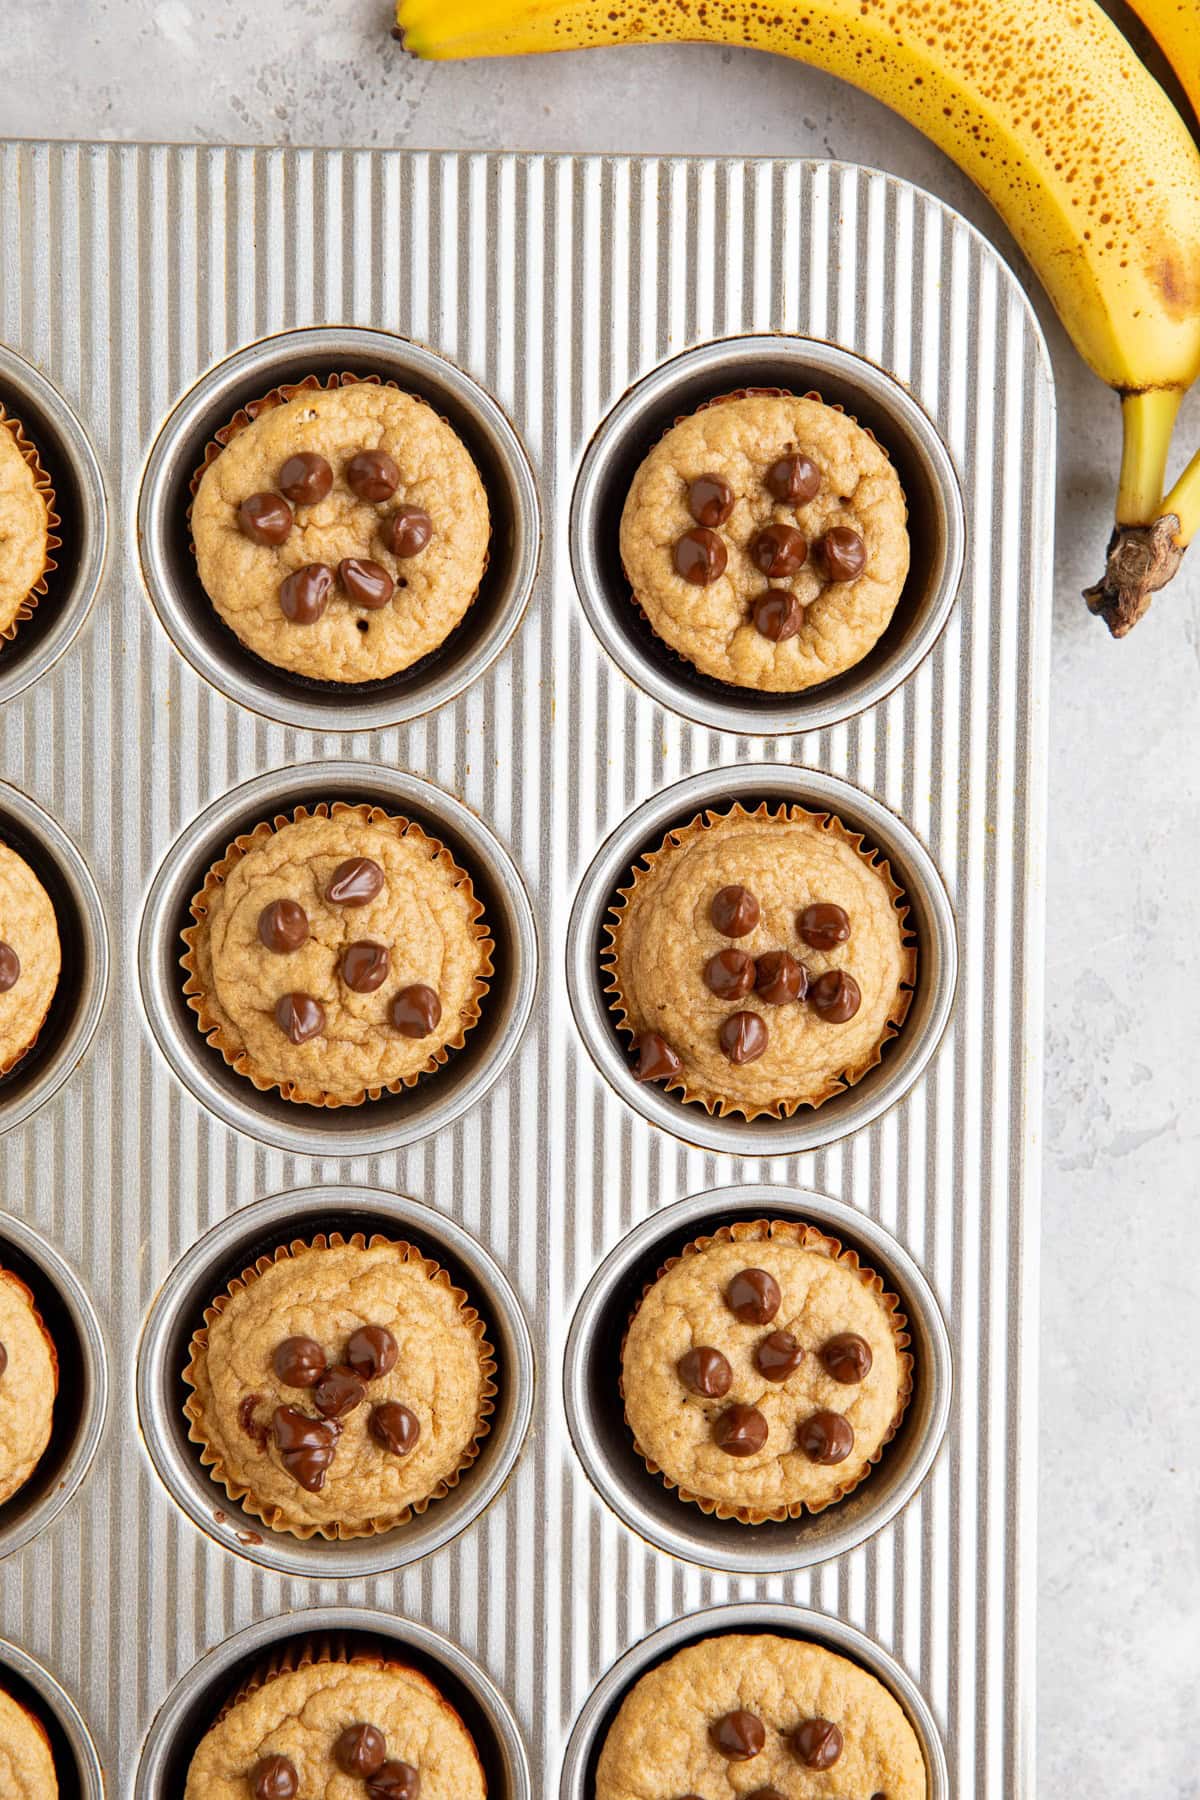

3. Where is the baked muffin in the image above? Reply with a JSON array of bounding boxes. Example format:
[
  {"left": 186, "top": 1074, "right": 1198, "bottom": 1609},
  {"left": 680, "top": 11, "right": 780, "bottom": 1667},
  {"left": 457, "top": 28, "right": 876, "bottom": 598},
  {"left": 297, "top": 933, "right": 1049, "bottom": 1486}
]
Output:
[
  {"left": 184, "top": 1646, "right": 487, "bottom": 1800},
  {"left": 0, "top": 1685, "right": 57, "bottom": 1796},
  {"left": 620, "top": 392, "right": 909, "bottom": 691},
  {"left": 621, "top": 1220, "right": 911, "bottom": 1521},
  {"left": 0, "top": 841, "right": 61, "bottom": 1077},
  {"left": 181, "top": 801, "right": 492, "bottom": 1107},
  {"left": 0, "top": 1264, "right": 58, "bottom": 1505},
  {"left": 191, "top": 378, "right": 490, "bottom": 683},
  {"left": 607, "top": 802, "right": 914, "bottom": 1117},
  {"left": 0, "top": 405, "right": 56, "bottom": 647},
  {"left": 183, "top": 1234, "right": 494, "bottom": 1539},
  {"left": 596, "top": 1632, "right": 926, "bottom": 1800}
]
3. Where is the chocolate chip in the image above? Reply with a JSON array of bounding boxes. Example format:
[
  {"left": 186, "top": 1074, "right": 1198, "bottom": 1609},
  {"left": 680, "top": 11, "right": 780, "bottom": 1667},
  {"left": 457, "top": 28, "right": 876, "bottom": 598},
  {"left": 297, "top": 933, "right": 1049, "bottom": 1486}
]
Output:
[
  {"left": 272, "top": 1335, "right": 327, "bottom": 1387},
  {"left": 313, "top": 1365, "right": 366, "bottom": 1419},
  {"left": 750, "top": 522, "right": 807, "bottom": 578},
  {"left": 335, "top": 1722, "right": 388, "bottom": 1777},
  {"left": 755, "top": 950, "right": 806, "bottom": 1005},
  {"left": 339, "top": 556, "right": 395, "bottom": 609},
  {"left": 746, "top": 1790, "right": 789, "bottom": 1800},
  {"left": 387, "top": 506, "right": 433, "bottom": 557},
  {"left": 712, "top": 1710, "right": 765, "bottom": 1759},
  {"left": 257, "top": 898, "right": 309, "bottom": 954},
  {"left": 818, "top": 525, "right": 867, "bottom": 582},
  {"left": 273, "top": 992, "right": 325, "bottom": 1043},
  {"left": 677, "top": 1346, "right": 733, "bottom": 1398},
  {"left": 703, "top": 947, "right": 756, "bottom": 1000},
  {"left": 687, "top": 473, "right": 734, "bottom": 527},
  {"left": 752, "top": 589, "right": 803, "bottom": 642},
  {"left": 370, "top": 1400, "right": 420, "bottom": 1456},
  {"left": 765, "top": 452, "right": 821, "bottom": 503},
  {"left": 367, "top": 1761, "right": 421, "bottom": 1800},
  {"left": 0, "top": 1342, "right": 7, "bottom": 1378},
  {"left": 809, "top": 968, "right": 862, "bottom": 1022},
  {"left": 237, "top": 492, "right": 293, "bottom": 546},
  {"left": 798, "top": 901, "right": 851, "bottom": 950},
  {"left": 346, "top": 1324, "right": 398, "bottom": 1380},
  {"left": 389, "top": 983, "right": 442, "bottom": 1037},
  {"left": 755, "top": 1329, "right": 805, "bottom": 1381},
  {"left": 673, "top": 526, "right": 727, "bottom": 585},
  {"left": 341, "top": 940, "right": 390, "bottom": 992},
  {"left": 346, "top": 449, "right": 401, "bottom": 502},
  {"left": 279, "top": 562, "right": 333, "bottom": 623},
  {"left": 726, "top": 1268, "right": 781, "bottom": 1324},
  {"left": 250, "top": 1754, "right": 298, "bottom": 1800},
  {"left": 718, "top": 1010, "right": 768, "bottom": 1064},
  {"left": 819, "top": 1331, "right": 874, "bottom": 1383},
  {"left": 792, "top": 1717, "right": 844, "bottom": 1769},
  {"left": 798, "top": 1409, "right": 855, "bottom": 1465},
  {"left": 272, "top": 1406, "right": 339, "bottom": 1490},
  {"left": 0, "top": 943, "right": 19, "bottom": 992},
  {"left": 278, "top": 451, "right": 333, "bottom": 505},
  {"left": 634, "top": 1031, "right": 682, "bottom": 1082},
  {"left": 237, "top": 1394, "right": 269, "bottom": 1447},
  {"left": 327, "top": 856, "right": 384, "bottom": 906},
  {"left": 710, "top": 884, "right": 760, "bottom": 936},
  {"left": 713, "top": 1402, "right": 769, "bottom": 1456}
]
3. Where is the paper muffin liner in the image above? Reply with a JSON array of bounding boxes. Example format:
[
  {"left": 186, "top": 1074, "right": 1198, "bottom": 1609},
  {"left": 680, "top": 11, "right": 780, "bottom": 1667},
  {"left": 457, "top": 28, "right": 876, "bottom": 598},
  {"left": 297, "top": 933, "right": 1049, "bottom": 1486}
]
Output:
[
  {"left": 604, "top": 798, "right": 917, "bottom": 1119},
  {"left": 187, "top": 371, "right": 490, "bottom": 692},
  {"left": 179, "top": 798, "right": 494, "bottom": 1109},
  {"left": 0, "top": 401, "right": 60, "bottom": 644},
  {"left": 182, "top": 1230, "right": 497, "bottom": 1542},
  {"left": 619, "top": 1216, "right": 914, "bottom": 1524}
]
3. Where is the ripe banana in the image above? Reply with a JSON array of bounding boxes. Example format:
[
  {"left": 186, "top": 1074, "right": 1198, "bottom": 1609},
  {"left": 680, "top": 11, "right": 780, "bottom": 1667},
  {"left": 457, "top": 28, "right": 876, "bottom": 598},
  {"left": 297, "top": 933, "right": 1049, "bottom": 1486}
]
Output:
[
  {"left": 399, "top": 0, "right": 1200, "bottom": 634},
  {"left": 1123, "top": 0, "right": 1200, "bottom": 128}
]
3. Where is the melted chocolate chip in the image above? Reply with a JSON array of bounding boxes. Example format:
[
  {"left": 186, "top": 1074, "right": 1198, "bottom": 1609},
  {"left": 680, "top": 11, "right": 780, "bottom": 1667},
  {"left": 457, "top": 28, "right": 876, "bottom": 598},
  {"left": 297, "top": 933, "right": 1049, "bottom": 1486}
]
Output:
[
  {"left": 341, "top": 940, "right": 390, "bottom": 992},
  {"left": 752, "top": 589, "right": 803, "bottom": 642},
  {"left": 370, "top": 1400, "right": 420, "bottom": 1456},
  {"left": 798, "top": 1409, "right": 855, "bottom": 1465},
  {"left": 809, "top": 968, "right": 862, "bottom": 1022},
  {"left": 346, "top": 1324, "right": 398, "bottom": 1380},
  {"left": 818, "top": 525, "right": 867, "bottom": 582},
  {"left": 819, "top": 1331, "right": 874, "bottom": 1383},
  {"left": 272, "top": 1406, "right": 339, "bottom": 1490},
  {"left": 313, "top": 1364, "right": 366, "bottom": 1419},
  {"left": 713, "top": 1402, "right": 769, "bottom": 1457},
  {"left": 703, "top": 947, "right": 756, "bottom": 1000},
  {"left": 798, "top": 901, "right": 851, "bottom": 950},
  {"left": 677, "top": 1346, "right": 733, "bottom": 1398},
  {"left": 339, "top": 556, "right": 395, "bottom": 608},
  {"left": 792, "top": 1717, "right": 844, "bottom": 1769},
  {"left": 279, "top": 562, "right": 333, "bottom": 623},
  {"left": 673, "top": 526, "right": 727, "bottom": 585},
  {"left": 335, "top": 1722, "right": 388, "bottom": 1777},
  {"left": 756, "top": 1329, "right": 806, "bottom": 1381},
  {"left": 367, "top": 1761, "right": 421, "bottom": 1800},
  {"left": 755, "top": 950, "right": 806, "bottom": 1005},
  {"left": 237, "top": 1394, "right": 269, "bottom": 1447},
  {"left": 687, "top": 473, "right": 735, "bottom": 528},
  {"left": 765, "top": 452, "right": 821, "bottom": 503},
  {"left": 237, "top": 492, "right": 293, "bottom": 546},
  {"left": 710, "top": 883, "right": 760, "bottom": 936},
  {"left": 272, "top": 1336, "right": 327, "bottom": 1387},
  {"left": 346, "top": 449, "right": 401, "bottom": 502},
  {"left": 718, "top": 1009, "right": 768, "bottom": 1064},
  {"left": 327, "top": 856, "right": 384, "bottom": 906},
  {"left": 273, "top": 992, "right": 325, "bottom": 1044},
  {"left": 0, "top": 943, "right": 20, "bottom": 992},
  {"left": 750, "top": 522, "right": 807, "bottom": 578},
  {"left": 278, "top": 451, "right": 333, "bottom": 505},
  {"left": 712, "top": 1710, "right": 766, "bottom": 1759},
  {"left": 726, "top": 1268, "right": 781, "bottom": 1324},
  {"left": 634, "top": 1031, "right": 682, "bottom": 1082},
  {"left": 746, "top": 1790, "right": 788, "bottom": 1800},
  {"left": 257, "top": 898, "right": 309, "bottom": 954},
  {"left": 387, "top": 506, "right": 433, "bottom": 557},
  {"left": 250, "top": 1754, "right": 298, "bottom": 1800},
  {"left": 389, "top": 983, "right": 442, "bottom": 1037}
]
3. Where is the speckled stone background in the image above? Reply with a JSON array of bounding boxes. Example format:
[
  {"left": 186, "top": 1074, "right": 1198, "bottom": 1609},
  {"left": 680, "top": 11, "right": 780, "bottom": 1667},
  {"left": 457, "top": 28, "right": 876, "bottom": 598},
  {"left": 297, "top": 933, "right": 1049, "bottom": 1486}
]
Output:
[{"left": 2, "top": 1, "right": 1198, "bottom": 1792}]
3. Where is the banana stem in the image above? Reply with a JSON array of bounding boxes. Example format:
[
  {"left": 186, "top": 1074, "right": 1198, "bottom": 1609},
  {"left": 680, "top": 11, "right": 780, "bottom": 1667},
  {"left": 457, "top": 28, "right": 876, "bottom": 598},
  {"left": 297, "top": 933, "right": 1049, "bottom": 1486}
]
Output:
[
  {"left": 1161, "top": 444, "right": 1200, "bottom": 548},
  {"left": 1116, "top": 390, "right": 1182, "bottom": 526}
]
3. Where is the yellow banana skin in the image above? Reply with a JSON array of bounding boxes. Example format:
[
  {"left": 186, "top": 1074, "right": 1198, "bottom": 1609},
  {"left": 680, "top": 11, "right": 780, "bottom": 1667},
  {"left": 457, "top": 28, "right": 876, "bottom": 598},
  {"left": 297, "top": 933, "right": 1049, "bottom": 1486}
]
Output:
[{"left": 1123, "top": 0, "right": 1200, "bottom": 126}]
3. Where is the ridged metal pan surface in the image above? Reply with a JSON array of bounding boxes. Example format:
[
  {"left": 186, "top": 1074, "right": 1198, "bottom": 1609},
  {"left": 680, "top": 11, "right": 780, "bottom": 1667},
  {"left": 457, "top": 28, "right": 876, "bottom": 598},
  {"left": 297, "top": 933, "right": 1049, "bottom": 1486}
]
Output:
[{"left": 0, "top": 143, "right": 1052, "bottom": 1798}]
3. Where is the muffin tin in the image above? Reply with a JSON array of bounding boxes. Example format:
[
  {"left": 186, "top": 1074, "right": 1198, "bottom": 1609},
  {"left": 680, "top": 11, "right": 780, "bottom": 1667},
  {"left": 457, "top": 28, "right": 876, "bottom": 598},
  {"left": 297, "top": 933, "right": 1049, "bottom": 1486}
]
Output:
[
  {"left": 0, "top": 142, "right": 1053, "bottom": 1798},
  {"left": 0, "top": 1639, "right": 104, "bottom": 1800}
]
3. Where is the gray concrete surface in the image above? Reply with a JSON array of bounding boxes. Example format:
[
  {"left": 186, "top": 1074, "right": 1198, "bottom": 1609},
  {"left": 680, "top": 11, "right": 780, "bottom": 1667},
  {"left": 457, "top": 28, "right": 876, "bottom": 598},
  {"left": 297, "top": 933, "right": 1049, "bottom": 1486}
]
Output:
[{"left": 3, "top": 1, "right": 1198, "bottom": 1791}]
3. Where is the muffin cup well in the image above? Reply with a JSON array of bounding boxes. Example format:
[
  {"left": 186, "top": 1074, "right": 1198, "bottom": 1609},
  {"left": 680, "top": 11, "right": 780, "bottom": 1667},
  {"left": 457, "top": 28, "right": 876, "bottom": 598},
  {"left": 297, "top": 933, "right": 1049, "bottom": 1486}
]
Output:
[
  {"left": 619, "top": 1216, "right": 912, "bottom": 1524},
  {"left": 182, "top": 1229, "right": 496, "bottom": 1542},
  {"left": 604, "top": 798, "right": 916, "bottom": 1119},
  {"left": 0, "top": 1639, "right": 105, "bottom": 1800},
  {"left": 180, "top": 798, "right": 494, "bottom": 1109},
  {"left": 0, "top": 399, "right": 60, "bottom": 642}
]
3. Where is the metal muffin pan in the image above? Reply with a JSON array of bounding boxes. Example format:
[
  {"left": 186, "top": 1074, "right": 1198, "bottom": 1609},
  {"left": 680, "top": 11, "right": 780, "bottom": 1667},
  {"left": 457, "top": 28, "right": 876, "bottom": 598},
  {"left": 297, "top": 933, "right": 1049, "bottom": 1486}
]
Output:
[
  {"left": 137, "top": 758, "right": 539, "bottom": 1157},
  {"left": 566, "top": 760, "right": 957, "bottom": 1156},
  {"left": 570, "top": 332, "right": 965, "bottom": 737},
  {"left": 138, "top": 324, "right": 541, "bottom": 732},
  {"left": 558, "top": 1600, "right": 949, "bottom": 1800},
  {"left": 0, "top": 342, "right": 108, "bottom": 708},
  {"left": 133, "top": 1605, "right": 531, "bottom": 1800},
  {"left": 0, "top": 1637, "right": 105, "bottom": 1800},
  {"left": 137, "top": 1183, "right": 535, "bottom": 1578},
  {"left": 0, "top": 780, "right": 109, "bottom": 1136},
  {"left": 564, "top": 1184, "right": 951, "bottom": 1575}
]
